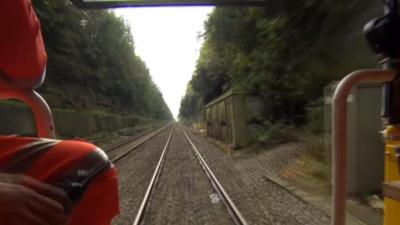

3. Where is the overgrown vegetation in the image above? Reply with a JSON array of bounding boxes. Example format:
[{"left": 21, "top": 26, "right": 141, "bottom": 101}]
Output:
[
  {"left": 294, "top": 99, "right": 331, "bottom": 183},
  {"left": 179, "top": 1, "right": 371, "bottom": 127},
  {"left": 255, "top": 121, "right": 296, "bottom": 147},
  {"left": 178, "top": 1, "right": 381, "bottom": 157},
  {"left": 32, "top": 0, "right": 172, "bottom": 121},
  {"left": 305, "top": 98, "right": 325, "bottom": 134},
  {"left": 301, "top": 134, "right": 331, "bottom": 179}
]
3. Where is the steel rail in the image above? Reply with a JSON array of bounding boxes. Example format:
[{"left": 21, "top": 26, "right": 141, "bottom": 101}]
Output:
[
  {"left": 106, "top": 124, "right": 169, "bottom": 153},
  {"left": 181, "top": 127, "right": 249, "bottom": 225},
  {"left": 104, "top": 135, "right": 140, "bottom": 153},
  {"left": 111, "top": 124, "right": 172, "bottom": 163},
  {"left": 132, "top": 126, "right": 175, "bottom": 225},
  {"left": 86, "top": 135, "right": 106, "bottom": 142},
  {"left": 105, "top": 133, "right": 148, "bottom": 153},
  {"left": 87, "top": 124, "right": 171, "bottom": 147}
]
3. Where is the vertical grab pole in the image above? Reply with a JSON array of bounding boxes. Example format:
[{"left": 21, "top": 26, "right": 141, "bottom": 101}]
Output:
[{"left": 331, "top": 69, "right": 395, "bottom": 225}]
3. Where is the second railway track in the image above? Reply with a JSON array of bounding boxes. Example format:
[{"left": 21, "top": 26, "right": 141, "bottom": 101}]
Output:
[{"left": 104, "top": 124, "right": 172, "bottom": 163}]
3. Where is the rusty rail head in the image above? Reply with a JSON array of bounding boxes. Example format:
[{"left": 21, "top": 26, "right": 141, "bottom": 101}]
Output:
[{"left": 331, "top": 69, "right": 396, "bottom": 225}]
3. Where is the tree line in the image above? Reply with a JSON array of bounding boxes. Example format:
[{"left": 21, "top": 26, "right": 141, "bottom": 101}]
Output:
[
  {"left": 179, "top": 1, "right": 368, "bottom": 125},
  {"left": 32, "top": 0, "right": 172, "bottom": 121}
]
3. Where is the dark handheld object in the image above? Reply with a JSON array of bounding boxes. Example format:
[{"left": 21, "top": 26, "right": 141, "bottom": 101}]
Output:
[{"left": 53, "top": 154, "right": 112, "bottom": 211}]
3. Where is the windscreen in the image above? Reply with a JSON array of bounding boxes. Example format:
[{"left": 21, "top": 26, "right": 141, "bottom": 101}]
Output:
[{"left": 72, "top": 0, "right": 270, "bottom": 8}]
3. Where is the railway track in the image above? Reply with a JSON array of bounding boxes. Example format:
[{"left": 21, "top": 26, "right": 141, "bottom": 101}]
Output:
[
  {"left": 82, "top": 124, "right": 170, "bottom": 155},
  {"left": 108, "top": 124, "right": 171, "bottom": 163},
  {"left": 132, "top": 126, "right": 176, "bottom": 225},
  {"left": 131, "top": 126, "right": 249, "bottom": 225},
  {"left": 181, "top": 128, "right": 248, "bottom": 225},
  {"left": 105, "top": 128, "right": 159, "bottom": 153},
  {"left": 111, "top": 124, "right": 330, "bottom": 225}
]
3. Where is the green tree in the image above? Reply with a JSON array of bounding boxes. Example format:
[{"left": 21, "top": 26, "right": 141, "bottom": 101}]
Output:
[
  {"left": 32, "top": 0, "right": 172, "bottom": 121},
  {"left": 180, "top": 1, "right": 355, "bottom": 124}
]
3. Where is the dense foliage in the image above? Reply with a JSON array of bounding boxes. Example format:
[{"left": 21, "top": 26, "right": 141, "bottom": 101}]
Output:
[
  {"left": 179, "top": 1, "right": 363, "bottom": 124},
  {"left": 32, "top": 0, "right": 172, "bottom": 121}
]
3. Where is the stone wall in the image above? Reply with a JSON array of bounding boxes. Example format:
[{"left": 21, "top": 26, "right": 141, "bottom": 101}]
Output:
[{"left": 0, "top": 102, "right": 152, "bottom": 137}]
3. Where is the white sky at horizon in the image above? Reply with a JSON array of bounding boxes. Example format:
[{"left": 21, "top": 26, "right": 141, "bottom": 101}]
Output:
[{"left": 114, "top": 7, "right": 213, "bottom": 120}]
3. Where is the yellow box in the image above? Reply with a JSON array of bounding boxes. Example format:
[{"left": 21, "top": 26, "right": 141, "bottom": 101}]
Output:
[{"left": 384, "top": 126, "right": 400, "bottom": 225}]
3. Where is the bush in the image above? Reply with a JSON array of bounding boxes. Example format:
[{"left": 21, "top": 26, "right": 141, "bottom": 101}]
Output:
[
  {"left": 256, "top": 120, "right": 296, "bottom": 147},
  {"left": 303, "top": 134, "right": 330, "bottom": 163},
  {"left": 305, "top": 98, "right": 324, "bottom": 134},
  {"left": 300, "top": 134, "right": 331, "bottom": 181}
]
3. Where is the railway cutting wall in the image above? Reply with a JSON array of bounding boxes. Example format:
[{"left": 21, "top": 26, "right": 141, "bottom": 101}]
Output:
[{"left": 0, "top": 101, "right": 157, "bottom": 137}]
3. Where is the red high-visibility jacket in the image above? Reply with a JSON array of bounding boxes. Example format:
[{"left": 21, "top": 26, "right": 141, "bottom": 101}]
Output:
[
  {"left": 0, "top": 136, "right": 120, "bottom": 225},
  {"left": 0, "top": 0, "right": 47, "bottom": 89},
  {"left": 0, "top": 0, "right": 120, "bottom": 224}
]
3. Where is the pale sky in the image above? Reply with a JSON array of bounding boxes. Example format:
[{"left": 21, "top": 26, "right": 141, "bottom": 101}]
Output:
[{"left": 114, "top": 7, "right": 213, "bottom": 119}]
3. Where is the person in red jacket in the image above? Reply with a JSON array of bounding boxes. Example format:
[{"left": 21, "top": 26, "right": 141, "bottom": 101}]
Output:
[
  {"left": 0, "top": 0, "right": 120, "bottom": 224},
  {"left": 0, "top": 137, "right": 120, "bottom": 225}
]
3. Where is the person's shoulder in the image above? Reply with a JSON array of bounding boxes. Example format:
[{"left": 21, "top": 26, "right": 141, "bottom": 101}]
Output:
[{"left": 50, "top": 139, "right": 108, "bottom": 162}]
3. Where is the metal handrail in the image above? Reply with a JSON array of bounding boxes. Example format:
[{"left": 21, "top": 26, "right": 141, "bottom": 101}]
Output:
[{"left": 331, "top": 69, "right": 396, "bottom": 225}]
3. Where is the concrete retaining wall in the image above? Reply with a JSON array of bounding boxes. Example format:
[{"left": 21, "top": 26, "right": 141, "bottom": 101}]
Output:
[{"left": 0, "top": 102, "right": 149, "bottom": 137}]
